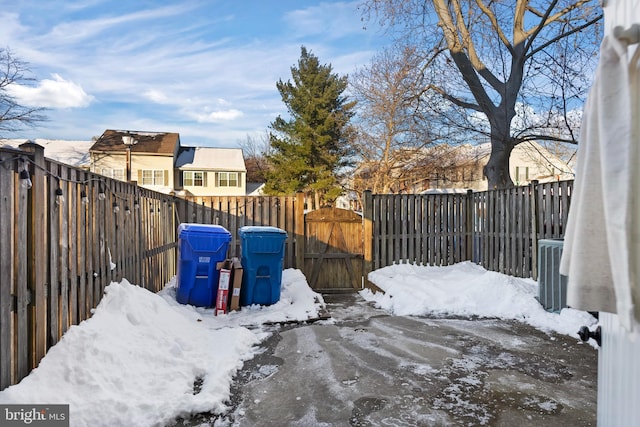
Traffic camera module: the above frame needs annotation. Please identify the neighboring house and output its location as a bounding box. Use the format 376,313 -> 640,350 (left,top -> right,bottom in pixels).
352,141 -> 574,194
509,141 -> 575,186
174,146 -> 246,197
90,130 -> 180,190
421,141 -> 574,192
89,130 -> 247,197
0,138 -> 93,168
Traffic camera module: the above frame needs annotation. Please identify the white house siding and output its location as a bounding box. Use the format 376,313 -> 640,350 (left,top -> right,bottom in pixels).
598,313 -> 640,426
91,152 -> 127,178
176,147 -> 247,196
92,152 -> 175,187
133,155 -> 175,188
596,1 -> 640,426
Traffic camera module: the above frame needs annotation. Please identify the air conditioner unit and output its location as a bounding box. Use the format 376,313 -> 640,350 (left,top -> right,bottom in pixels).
537,239 -> 567,312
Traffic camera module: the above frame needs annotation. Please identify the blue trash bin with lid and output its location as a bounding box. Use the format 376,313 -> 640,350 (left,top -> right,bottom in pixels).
239,226 -> 287,306
176,223 -> 231,307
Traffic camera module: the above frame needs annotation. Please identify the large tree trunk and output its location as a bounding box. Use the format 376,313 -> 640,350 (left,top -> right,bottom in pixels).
484,137 -> 514,189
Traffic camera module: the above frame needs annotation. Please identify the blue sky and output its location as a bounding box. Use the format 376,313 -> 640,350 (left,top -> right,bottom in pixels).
2,0 -> 388,147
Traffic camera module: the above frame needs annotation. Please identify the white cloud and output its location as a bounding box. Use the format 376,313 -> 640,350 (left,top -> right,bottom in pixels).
143,89 -> 170,104
191,109 -> 244,123
48,3 -> 197,44
8,74 -> 94,108
0,12 -> 27,40
0,2 -> 385,145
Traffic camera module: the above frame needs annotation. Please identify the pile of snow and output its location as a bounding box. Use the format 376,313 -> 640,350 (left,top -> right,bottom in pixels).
0,262 -> 597,425
362,261 -> 596,338
0,269 -> 324,426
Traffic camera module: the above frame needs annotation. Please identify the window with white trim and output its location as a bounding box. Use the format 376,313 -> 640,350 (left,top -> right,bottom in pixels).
141,169 -> 165,185
183,171 -> 205,187
217,172 -> 239,187
101,168 -> 125,181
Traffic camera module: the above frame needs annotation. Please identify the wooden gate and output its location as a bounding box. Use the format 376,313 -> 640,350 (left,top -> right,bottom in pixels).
304,207 -> 363,291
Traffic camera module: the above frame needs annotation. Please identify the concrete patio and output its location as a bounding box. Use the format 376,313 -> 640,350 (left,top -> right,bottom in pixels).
177,292 -> 597,426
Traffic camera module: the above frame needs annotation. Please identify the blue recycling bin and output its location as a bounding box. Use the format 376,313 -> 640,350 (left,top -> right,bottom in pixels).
239,226 -> 287,306
176,223 -> 231,307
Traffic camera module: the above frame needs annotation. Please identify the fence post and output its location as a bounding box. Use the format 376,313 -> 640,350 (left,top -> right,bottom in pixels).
465,189 -> 474,261
137,190 -> 146,289
530,180 -> 539,281
19,142 -> 47,370
363,190 -> 373,289
295,192 -> 305,270
0,152 -> 14,389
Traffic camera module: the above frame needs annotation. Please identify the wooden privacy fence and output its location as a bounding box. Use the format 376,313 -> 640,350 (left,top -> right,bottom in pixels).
0,143 -> 177,390
0,142 -> 573,390
363,180 -> 572,279
0,144 -> 305,390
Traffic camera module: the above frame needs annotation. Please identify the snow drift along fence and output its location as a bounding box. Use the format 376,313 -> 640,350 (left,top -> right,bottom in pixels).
0,143 -> 177,390
0,143 -> 303,390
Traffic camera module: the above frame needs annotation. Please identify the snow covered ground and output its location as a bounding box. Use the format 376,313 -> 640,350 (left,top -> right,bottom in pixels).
0,262 -> 597,426
362,261 -> 595,338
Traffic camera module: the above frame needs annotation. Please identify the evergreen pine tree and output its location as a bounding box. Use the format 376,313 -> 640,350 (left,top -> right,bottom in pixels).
264,46 -> 355,204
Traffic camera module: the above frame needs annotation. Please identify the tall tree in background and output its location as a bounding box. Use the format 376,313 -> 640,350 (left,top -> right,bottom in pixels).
0,48 -> 46,134
350,45 -> 437,194
264,47 -> 356,204
362,0 -> 602,188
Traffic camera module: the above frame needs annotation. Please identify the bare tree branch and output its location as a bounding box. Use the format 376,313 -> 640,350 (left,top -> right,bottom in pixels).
361,0 -> 601,188
427,84 -> 483,112
435,0 -> 504,96
526,14 -> 603,59
0,48 -> 47,135
476,0 -> 513,51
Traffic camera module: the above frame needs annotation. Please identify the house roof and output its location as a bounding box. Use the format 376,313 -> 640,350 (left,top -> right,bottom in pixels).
175,147 -> 246,172
246,182 -> 265,195
90,130 -> 180,154
0,138 -> 93,167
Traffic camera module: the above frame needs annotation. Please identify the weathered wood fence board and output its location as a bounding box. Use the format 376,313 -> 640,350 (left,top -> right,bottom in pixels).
366,180 -> 572,279
476,186 -> 533,278
304,207 -> 364,291
0,155 -> 14,389
370,192 -> 472,269
177,195 -> 300,270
